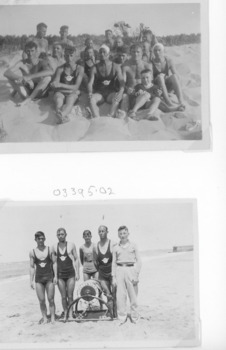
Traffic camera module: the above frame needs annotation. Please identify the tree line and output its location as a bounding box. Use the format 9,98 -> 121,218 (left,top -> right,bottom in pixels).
0,33 -> 201,54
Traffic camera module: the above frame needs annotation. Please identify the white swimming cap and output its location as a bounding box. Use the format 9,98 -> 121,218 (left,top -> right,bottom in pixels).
100,44 -> 110,54
153,43 -> 164,52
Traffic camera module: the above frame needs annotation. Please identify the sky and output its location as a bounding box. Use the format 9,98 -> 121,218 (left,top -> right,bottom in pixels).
0,200 -> 196,262
0,3 -> 200,37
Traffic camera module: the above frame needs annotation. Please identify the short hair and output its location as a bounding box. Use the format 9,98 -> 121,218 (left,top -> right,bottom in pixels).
130,43 -> 143,52
37,22 -> 47,29
116,46 -> 129,55
85,37 -> 93,45
25,41 -> 38,51
64,45 -> 76,54
35,231 -> 45,239
105,29 -> 112,34
57,227 -> 66,235
143,29 -> 153,36
53,41 -> 65,48
118,225 -> 128,232
141,68 -> 153,75
83,230 -> 92,237
98,225 -> 108,232
60,25 -> 69,31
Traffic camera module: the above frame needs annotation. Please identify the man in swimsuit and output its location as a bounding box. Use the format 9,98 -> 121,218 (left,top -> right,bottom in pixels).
4,41 -> 54,106
152,43 -> 185,109
29,231 -> 57,324
59,25 -> 74,46
87,44 -> 125,118
80,37 -> 99,61
52,227 -> 80,321
50,45 -> 84,123
22,22 -> 49,60
48,41 -> 65,73
79,230 -> 98,281
96,225 -> 117,317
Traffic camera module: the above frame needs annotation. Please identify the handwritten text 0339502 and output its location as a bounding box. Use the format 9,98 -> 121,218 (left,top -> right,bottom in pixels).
53,186 -> 115,198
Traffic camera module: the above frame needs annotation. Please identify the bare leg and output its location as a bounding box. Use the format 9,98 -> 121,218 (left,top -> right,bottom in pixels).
7,79 -> 28,99
19,77 -> 51,106
120,93 -> 129,113
60,93 -> 79,122
53,92 -> 65,114
145,97 -> 161,119
159,100 -> 185,112
57,279 -> 68,319
46,281 -> 55,324
66,277 -> 75,320
89,93 -> 104,118
107,92 -> 122,118
166,74 -> 185,105
35,282 -> 48,324
156,74 -> 175,107
130,93 -> 150,114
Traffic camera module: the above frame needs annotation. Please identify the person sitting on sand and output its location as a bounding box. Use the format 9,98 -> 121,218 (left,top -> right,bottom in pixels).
59,25 -> 74,46
113,46 -> 129,65
129,69 -> 187,120
112,226 -> 142,324
87,44 -> 125,118
152,43 -> 185,109
48,41 -> 65,73
80,37 -> 99,61
52,228 -> 80,321
79,230 -> 98,281
29,231 -> 57,324
50,45 -> 84,124
112,36 -> 124,56
4,41 -> 54,105
22,22 -> 49,60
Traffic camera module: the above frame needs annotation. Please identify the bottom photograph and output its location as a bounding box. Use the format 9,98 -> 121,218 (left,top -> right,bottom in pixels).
0,199 -> 200,349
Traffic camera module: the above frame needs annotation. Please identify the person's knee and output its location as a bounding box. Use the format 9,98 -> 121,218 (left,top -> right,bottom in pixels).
156,74 -> 165,84
48,297 -> 55,307
39,299 -> 46,308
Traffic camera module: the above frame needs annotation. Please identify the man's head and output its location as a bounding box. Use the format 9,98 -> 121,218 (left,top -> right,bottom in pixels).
98,225 -> 108,240
99,44 -> 110,61
118,225 -> 129,241
36,23 -> 47,38
153,43 -> 164,59
83,230 -> 92,243
115,36 -> 124,48
64,45 -> 76,63
35,231 -> 46,244
130,43 -> 143,61
143,29 -> 153,43
25,41 -> 38,59
105,29 -> 113,40
52,41 -> 65,58
85,37 -> 94,49
60,25 -> 69,39
116,46 -> 129,64
57,227 -> 67,242
141,68 -> 153,86
84,47 -> 95,60
142,41 -> 151,54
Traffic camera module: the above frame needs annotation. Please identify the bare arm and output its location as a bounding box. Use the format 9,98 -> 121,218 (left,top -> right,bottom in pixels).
115,64 -> 125,99
79,246 -> 84,265
50,246 -> 58,284
168,57 -> 178,76
111,247 -> 117,285
4,61 -> 24,81
71,243 -> 80,280
87,66 -> 96,94
29,251 -> 35,289
134,244 -> 142,274
25,61 -> 54,81
122,65 -> 136,90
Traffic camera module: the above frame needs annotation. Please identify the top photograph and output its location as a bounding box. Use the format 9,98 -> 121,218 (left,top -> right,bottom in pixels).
0,0 -> 210,152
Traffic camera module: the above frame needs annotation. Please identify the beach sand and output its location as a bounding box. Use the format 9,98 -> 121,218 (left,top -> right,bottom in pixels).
0,251 -> 199,348
0,44 -> 202,143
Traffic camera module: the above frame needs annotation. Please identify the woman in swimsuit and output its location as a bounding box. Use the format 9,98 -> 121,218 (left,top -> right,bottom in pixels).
50,45 -> 84,123
152,43 -> 185,110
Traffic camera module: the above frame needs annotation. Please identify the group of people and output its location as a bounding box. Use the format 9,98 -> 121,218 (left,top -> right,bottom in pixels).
30,225 -> 142,325
4,22 -> 186,124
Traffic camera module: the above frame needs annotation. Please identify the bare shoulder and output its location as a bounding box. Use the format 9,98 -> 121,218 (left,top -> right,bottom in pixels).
68,241 -> 76,251
29,249 -> 34,258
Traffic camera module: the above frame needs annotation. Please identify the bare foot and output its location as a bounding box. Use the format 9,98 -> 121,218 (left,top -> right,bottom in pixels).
17,98 -> 32,107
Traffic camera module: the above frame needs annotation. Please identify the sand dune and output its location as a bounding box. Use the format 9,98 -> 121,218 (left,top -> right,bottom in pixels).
0,44 -> 202,144
0,252 -> 199,347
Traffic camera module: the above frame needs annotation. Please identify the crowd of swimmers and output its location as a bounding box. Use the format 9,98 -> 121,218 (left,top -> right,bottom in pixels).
30,225 -> 142,325
4,22 -> 186,124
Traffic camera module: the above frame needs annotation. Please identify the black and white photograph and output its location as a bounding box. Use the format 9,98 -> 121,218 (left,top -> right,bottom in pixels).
0,199 -> 199,348
0,0 -> 209,152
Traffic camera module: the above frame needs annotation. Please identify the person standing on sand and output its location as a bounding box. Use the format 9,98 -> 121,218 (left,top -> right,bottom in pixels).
29,231 -> 57,324
22,22 -> 49,60
96,225 -> 117,318
79,230 -> 98,281
59,25 -> 74,46
152,43 -> 185,109
112,225 -> 142,324
52,227 -> 80,321
50,45 -> 84,124
87,44 -> 125,118
4,41 -> 54,105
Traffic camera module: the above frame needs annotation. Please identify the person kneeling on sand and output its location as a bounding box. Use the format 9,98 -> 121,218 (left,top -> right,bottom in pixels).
50,45 -> 84,124
87,44 -> 125,118
152,43 -> 185,110
112,226 -> 142,325
4,41 -> 54,106
29,231 -> 57,324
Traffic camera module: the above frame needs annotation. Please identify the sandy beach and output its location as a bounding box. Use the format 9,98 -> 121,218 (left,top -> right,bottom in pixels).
0,44 -> 202,143
0,251 -> 199,348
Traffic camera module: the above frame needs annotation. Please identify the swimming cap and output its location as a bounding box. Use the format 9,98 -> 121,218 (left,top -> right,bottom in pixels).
100,44 -> 110,54
153,43 -> 164,51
